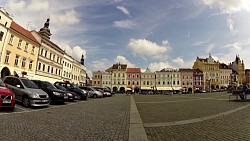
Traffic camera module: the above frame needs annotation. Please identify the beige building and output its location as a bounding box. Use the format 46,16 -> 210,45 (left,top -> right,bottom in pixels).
193,54 -> 220,91
155,68 -> 181,92
31,19 -> 64,83
71,60 -> 82,85
62,53 -> 73,82
179,68 -> 194,93
229,55 -> 245,86
106,63 -> 127,93
219,63 -> 232,89
0,7 -> 13,63
79,65 -> 87,86
92,71 -> 102,87
141,68 -> 155,92
101,72 -> 111,89
0,21 -> 40,79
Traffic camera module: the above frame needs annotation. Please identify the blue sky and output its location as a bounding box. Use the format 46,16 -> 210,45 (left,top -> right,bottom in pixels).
1,0 -> 250,76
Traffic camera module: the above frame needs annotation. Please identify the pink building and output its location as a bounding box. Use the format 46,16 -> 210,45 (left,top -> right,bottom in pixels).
126,68 -> 141,93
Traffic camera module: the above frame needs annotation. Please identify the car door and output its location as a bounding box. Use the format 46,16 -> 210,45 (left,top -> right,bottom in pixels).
14,78 -> 25,101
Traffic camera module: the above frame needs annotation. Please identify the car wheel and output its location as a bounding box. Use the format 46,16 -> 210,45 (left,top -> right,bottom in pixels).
93,94 -> 97,98
22,96 -> 30,107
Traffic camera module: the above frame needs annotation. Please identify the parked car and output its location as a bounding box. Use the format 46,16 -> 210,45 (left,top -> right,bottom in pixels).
54,82 -> 88,100
3,76 -> 49,107
54,85 -> 76,101
93,87 -> 112,97
32,80 -> 68,104
79,86 -> 103,98
0,79 -> 15,110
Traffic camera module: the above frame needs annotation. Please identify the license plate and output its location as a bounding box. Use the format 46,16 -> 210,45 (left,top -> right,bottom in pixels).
41,100 -> 47,102
2,100 -> 11,103
64,96 -> 68,99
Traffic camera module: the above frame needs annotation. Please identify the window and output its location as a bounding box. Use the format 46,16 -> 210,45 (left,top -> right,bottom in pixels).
24,43 -> 29,52
14,55 -> 19,66
4,51 -> 10,63
32,46 -> 35,54
51,67 -> 54,74
21,57 -> 26,68
38,62 -> 41,70
57,57 -> 59,63
44,50 -> 47,57
56,69 -> 58,75
128,81 -> 130,85
40,48 -> 43,55
17,39 -> 22,49
42,64 -> 45,71
29,60 -> 33,70
9,35 -> 14,44
47,66 -> 50,72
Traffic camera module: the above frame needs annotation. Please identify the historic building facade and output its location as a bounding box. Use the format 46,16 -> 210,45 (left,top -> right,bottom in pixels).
31,19 -> 64,83
62,53 -> 73,82
179,68 -> 194,93
101,72 -> 111,90
106,63 -> 127,93
92,71 -> 102,87
193,69 -> 204,91
126,68 -> 141,93
1,21 -> 40,79
219,63 -> 232,89
245,69 -> 250,87
71,60 -> 82,85
141,68 -> 155,92
155,68 -> 181,92
229,55 -> 245,86
0,7 -> 13,66
193,54 -> 220,91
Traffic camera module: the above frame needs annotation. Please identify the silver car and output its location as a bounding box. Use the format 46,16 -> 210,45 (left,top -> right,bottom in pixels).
4,76 -> 49,107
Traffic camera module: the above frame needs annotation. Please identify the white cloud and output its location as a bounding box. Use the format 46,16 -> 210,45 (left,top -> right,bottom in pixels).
54,40 -> 86,61
116,6 -> 130,16
192,40 -> 209,46
148,62 -> 172,72
128,39 -> 171,58
172,57 -> 185,66
201,0 -> 250,13
226,16 -> 238,33
114,55 -> 136,67
113,20 -> 136,29
51,9 -> 80,27
90,59 -> 112,72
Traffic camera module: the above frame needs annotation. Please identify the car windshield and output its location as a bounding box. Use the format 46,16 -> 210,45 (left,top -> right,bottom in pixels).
21,79 -> 38,89
0,79 -> 5,87
44,81 -> 57,89
56,85 -> 67,91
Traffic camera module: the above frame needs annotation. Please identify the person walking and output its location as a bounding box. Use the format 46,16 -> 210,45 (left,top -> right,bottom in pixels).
240,83 -> 248,101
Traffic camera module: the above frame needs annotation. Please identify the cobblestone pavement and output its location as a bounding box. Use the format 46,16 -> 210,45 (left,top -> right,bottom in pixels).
0,95 -> 130,141
134,92 -> 250,141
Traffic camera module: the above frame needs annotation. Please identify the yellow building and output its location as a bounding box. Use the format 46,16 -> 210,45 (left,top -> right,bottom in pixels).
92,71 -> 102,87
0,21 -> 40,79
192,54 -> 220,91
229,55 -> 245,86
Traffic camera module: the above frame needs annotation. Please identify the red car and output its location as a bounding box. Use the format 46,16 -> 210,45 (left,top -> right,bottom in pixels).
0,79 -> 15,110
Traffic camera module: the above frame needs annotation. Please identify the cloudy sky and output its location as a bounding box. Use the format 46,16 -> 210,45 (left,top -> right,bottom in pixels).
1,0 -> 250,76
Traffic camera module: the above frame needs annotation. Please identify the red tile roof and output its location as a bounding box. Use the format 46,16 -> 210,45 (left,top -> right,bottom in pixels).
127,68 -> 141,73
10,21 -> 39,44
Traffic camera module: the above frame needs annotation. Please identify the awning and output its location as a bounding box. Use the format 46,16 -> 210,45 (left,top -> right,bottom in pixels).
141,87 -> 152,90
125,88 -> 132,91
156,87 -> 172,90
173,87 -> 182,90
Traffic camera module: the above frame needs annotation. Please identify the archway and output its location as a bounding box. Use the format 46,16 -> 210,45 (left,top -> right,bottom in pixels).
120,87 -> 125,94
134,87 -> 140,93
1,67 -> 10,79
113,87 -> 118,93
211,85 -> 215,89
216,85 -> 219,89
188,87 -> 193,93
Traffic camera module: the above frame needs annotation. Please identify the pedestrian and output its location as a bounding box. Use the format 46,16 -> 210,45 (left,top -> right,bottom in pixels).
240,83 -> 248,101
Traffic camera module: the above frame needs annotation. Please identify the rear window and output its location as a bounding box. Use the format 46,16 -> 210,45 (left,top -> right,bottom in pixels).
21,79 -> 38,89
